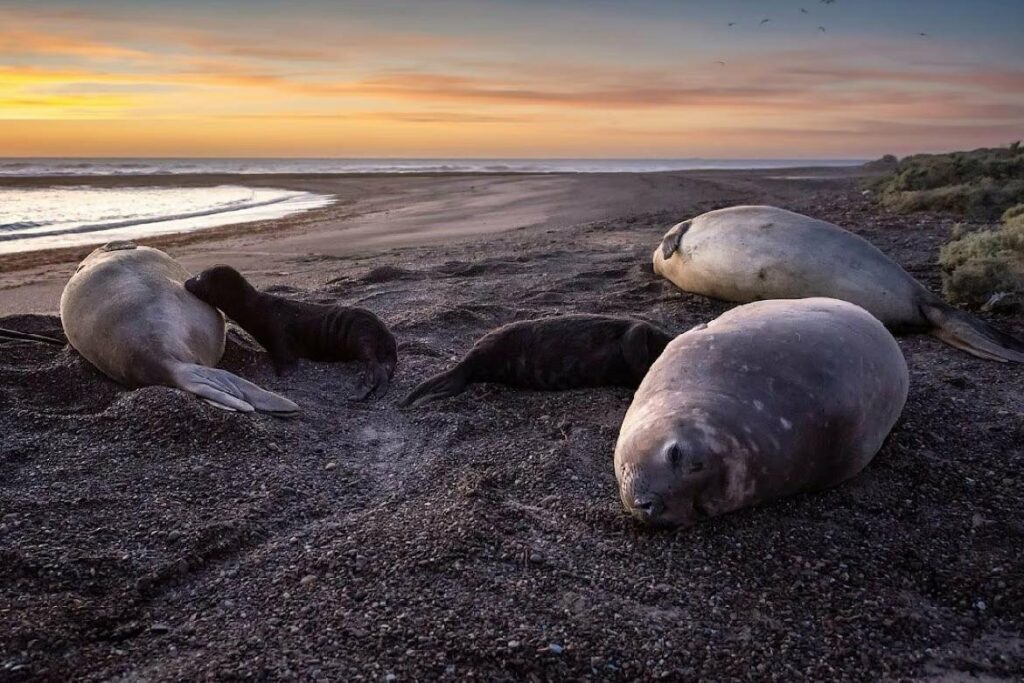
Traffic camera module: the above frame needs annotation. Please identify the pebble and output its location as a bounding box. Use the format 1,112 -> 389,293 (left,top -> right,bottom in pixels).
150,623 -> 170,634
325,462 -> 337,471
548,643 -> 564,654
300,574 -> 317,586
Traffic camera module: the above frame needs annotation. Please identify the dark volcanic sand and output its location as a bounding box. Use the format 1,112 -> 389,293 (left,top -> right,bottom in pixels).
1,173 -> 1022,681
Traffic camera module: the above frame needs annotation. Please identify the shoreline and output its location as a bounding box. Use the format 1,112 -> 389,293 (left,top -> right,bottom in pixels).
0,168 -> 860,314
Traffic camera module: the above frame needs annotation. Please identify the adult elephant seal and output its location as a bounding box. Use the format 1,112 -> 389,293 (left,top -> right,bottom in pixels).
401,314 -> 673,407
615,298 -> 908,528
60,241 -> 298,415
654,205 -> 1024,362
184,265 -> 398,400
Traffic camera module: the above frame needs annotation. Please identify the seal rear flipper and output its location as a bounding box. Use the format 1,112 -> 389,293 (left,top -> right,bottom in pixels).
172,364 -> 300,415
400,366 -> 470,408
921,301 -> 1024,363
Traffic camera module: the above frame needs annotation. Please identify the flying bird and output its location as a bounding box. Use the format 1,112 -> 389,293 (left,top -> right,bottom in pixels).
918,32 -> 929,37
760,18 -> 771,25
716,60 -> 727,66
728,21 -> 737,26
821,0 -> 836,4
800,8 -> 809,13
818,25 -> 827,32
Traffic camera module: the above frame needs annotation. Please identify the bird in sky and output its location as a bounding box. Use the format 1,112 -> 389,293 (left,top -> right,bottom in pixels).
918,32 -> 929,37
727,21 -> 737,26
800,8 -> 809,13
760,18 -> 771,25
821,0 -> 836,4
716,60 -> 727,66
818,25 -> 827,32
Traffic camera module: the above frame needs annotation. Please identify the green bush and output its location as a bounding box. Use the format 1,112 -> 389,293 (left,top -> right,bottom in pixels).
870,144 -> 1024,218
939,203 -> 1024,307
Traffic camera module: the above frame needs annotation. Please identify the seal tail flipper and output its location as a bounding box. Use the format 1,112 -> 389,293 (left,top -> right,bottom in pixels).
0,327 -> 65,346
400,365 -> 469,408
352,362 -> 391,401
921,301 -> 1024,363
171,364 -> 300,415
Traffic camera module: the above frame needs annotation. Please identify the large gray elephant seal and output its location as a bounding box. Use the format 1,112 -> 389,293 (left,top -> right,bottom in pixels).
60,241 -> 298,414
615,298 -> 908,528
654,205 -> 1024,362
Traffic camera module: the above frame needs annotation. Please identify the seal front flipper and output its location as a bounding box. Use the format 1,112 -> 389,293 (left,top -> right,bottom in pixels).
659,219 -> 692,259
400,365 -> 470,408
620,322 -> 674,385
921,301 -> 1024,362
171,364 -> 300,415
352,362 -> 391,401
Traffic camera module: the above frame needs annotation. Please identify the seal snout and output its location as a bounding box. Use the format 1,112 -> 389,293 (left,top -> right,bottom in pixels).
631,495 -> 665,522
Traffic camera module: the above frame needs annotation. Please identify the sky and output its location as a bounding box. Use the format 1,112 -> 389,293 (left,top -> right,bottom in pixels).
1,0 -> 1022,159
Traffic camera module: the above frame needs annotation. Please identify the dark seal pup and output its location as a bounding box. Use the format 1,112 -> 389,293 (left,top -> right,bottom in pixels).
185,265 -> 398,400
401,314 -> 674,408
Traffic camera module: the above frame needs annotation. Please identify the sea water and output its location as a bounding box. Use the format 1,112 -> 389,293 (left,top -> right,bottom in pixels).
0,185 -> 334,255
0,157 -> 862,255
0,157 -> 862,177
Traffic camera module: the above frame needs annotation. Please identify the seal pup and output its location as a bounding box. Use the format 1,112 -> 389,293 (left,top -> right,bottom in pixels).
615,298 -> 908,528
185,265 -> 397,400
401,314 -> 673,408
654,205 -> 1024,362
60,242 -> 298,415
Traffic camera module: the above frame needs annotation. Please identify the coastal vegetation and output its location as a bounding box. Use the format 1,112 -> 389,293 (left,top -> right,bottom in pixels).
939,203 -> 1024,308
867,145 -> 1024,308
867,143 -> 1024,218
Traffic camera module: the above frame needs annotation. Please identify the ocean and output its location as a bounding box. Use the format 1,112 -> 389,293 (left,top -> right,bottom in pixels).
0,157 -> 861,256
0,157 -> 862,177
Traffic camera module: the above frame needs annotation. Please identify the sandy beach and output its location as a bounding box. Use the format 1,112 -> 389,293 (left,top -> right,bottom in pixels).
2,169 -> 1022,680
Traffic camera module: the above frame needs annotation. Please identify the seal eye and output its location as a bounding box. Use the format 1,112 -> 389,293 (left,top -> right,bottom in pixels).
666,443 -> 683,469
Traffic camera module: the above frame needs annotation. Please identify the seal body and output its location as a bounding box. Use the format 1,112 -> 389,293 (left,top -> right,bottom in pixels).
185,265 -> 397,400
60,242 -> 298,414
401,314 -> 674,407
654,205 -> 1024,362
615,298 -> 908,528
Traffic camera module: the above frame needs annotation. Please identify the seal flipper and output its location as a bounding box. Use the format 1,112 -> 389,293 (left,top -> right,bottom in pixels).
621,323 -> 673,386
352,362 -> 391,401
660,219 -> 692,259
921,301 -> 1024,363
171,364 -> 300,415
400,365 -> 470,408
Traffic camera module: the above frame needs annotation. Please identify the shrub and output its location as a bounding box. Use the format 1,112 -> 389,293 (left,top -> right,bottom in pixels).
939,204 -> 1024,307
870,144 -> 1024,218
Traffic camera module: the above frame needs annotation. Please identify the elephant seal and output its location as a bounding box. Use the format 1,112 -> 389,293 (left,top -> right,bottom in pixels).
185,265 -> 397,400
401,314 -> 673,407
60,242 -> 298,414
654,205 -> 1024,362
615,298 -> 908,528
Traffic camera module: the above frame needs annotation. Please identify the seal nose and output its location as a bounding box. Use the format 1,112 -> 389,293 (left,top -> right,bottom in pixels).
632,496 -> 664,521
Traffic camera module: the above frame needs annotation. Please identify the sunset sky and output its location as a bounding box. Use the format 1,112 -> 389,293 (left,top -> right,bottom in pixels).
1,0 -> 1022,158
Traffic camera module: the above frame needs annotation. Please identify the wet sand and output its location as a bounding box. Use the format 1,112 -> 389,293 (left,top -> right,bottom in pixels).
1,169 -> 1021,680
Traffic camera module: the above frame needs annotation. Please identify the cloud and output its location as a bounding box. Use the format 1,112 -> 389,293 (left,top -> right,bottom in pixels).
0,28 -> 152,61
